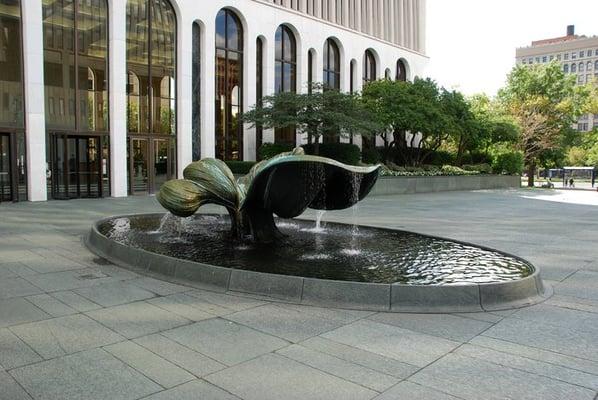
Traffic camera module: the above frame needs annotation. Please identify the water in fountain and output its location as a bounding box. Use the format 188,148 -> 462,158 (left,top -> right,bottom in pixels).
148,213 -> 172,234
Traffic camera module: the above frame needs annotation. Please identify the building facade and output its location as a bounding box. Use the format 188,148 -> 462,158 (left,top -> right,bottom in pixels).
0,0 -> 427,202
515,25 -> 598,133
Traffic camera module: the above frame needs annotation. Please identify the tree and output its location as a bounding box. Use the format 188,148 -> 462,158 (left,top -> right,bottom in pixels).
242,83 -> 379,155
361,77 -> 449,166
498,62 -> 588,186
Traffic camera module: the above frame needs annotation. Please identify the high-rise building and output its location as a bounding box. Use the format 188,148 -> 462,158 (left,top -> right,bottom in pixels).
0,0 -> 428,202
515,25 -> 598,133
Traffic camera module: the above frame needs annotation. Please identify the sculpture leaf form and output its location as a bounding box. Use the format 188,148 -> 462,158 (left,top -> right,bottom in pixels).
157,147 -> 380,242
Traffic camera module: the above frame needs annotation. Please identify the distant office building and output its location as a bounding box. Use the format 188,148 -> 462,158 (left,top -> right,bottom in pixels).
515,25 -> 598,133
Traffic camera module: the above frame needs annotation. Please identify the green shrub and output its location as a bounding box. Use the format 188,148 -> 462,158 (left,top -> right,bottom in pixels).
440,165 -> 479,175
224,161 -> 256,175
258,143 -> 294,160
462,151 -> 492,165
492,151 -> 524,175
427,150 -> 456,166
380,164 -> 480,177
361,147 -> 381,164
302,143 -> 361,165
462,163 -> 492,174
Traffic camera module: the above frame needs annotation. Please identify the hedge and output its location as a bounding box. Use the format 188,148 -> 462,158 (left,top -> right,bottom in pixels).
224,161 -> 256,175
303,143 -> 361,165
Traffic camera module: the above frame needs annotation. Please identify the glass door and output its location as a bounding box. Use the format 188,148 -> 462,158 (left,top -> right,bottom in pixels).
129,138 -> 149,194
154,139 -> 169,191
51,134 -> 102,199
0,134 -> 12,202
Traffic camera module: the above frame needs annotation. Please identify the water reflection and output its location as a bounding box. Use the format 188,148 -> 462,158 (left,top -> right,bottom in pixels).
100,214 -> 534,285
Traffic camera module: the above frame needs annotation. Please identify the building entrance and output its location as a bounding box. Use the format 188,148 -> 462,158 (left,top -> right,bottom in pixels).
50,134 -> 103,199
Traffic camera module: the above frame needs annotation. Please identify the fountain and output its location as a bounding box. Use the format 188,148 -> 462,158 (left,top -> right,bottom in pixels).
86,147 -> 549,312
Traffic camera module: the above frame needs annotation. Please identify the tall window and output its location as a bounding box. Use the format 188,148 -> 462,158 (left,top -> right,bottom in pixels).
44,0 -> 108,131
307,49 -> 314,94
396,59 -> 407,81
564,64 -> 569,73
0,0 -> 27,202
192,22 -> 201,161
274,25 -> 297,145
126,0 -> 176,194
44,0 -> 110,199
323,38 -> 340,90
0,1 -> 24,129
215,9 -> 243,160
571,63 -> 577,73
362,49 -> 376,84
256,37 -> 264,158
126,0 -> 176,136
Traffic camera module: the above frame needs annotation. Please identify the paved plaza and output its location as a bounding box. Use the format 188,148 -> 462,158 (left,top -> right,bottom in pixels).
1,189 -> 598,400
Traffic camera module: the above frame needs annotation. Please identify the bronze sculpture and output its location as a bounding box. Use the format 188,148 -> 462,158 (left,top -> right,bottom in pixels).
157,147 -> 380,242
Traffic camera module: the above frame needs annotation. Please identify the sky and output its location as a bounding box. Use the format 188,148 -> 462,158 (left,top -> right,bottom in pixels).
426,0 -> 598,97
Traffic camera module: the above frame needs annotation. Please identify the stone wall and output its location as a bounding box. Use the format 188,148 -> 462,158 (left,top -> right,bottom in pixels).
369,175 -> 521,196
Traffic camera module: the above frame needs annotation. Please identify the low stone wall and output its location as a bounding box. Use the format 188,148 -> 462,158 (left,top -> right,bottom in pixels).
370,175 -> 521,196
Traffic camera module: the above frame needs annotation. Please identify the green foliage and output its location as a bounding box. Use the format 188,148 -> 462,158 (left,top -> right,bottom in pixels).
462,163 -> 492,174
258,143 -> 294,160
440,165 -> 479,175
565,146 -> 589,166
426,149 -> 456,166
361,147 -> 381,164
302,143 -> 361,165
224,161 -> 257,175
380,164 -> 481,177
498,61 -> 588,184
243,83 -> 380,148
492,151 -> 524,175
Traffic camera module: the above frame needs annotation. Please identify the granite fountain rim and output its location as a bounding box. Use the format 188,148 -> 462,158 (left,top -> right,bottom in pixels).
85,212 -> 552,314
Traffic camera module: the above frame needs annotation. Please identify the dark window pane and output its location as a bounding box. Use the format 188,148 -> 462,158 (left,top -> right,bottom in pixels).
0,1 -> 25,128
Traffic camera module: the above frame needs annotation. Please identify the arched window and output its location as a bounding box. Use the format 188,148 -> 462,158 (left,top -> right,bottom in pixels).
275,25 -> 297,94
44,0 -> 109,199
571,63 -> 577,73
256,36 -> 264,158
126,0 -> 177,194
363,49 -> 376,84
563,64 -> 569,73
587,61 -> 593,71
274,25 -> 297,145
215,9 -> 243,160
192,22 -> 201,161
307,49 -> 315,94
0,0 -> 26,201
323,38 -> 340,90
396,59 -> 407,81
579,62 -> 584,72
595,60 -> 598,71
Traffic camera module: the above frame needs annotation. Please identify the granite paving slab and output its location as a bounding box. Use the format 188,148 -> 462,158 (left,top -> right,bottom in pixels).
10,348 -> 161,400
163,318 -> 288,366
205,353 -> 377,400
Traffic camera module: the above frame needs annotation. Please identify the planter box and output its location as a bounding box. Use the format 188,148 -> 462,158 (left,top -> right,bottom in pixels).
370,175 -> 521,196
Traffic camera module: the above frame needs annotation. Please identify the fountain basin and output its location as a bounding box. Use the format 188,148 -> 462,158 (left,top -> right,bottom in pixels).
85,213 -> 550,313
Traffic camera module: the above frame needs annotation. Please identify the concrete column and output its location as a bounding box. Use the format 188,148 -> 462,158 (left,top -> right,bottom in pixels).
388,0 -> 395,42
106,0 -> 127,196
262,34 -> 275,144
21,0 -> 47,201
244,27 -> 257,160
418,0 -> 426,53
341,0 -> 349,26
355,0 -> 362,32
406,0 -> 413,49
367,0 -> 374,36
177,16 -> 192,174
299,0 -> 307,12
200,17 -> 215,158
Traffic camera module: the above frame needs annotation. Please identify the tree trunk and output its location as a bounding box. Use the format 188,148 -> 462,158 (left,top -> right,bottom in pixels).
313,138 -> 320,155
527,163 -> 535,187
